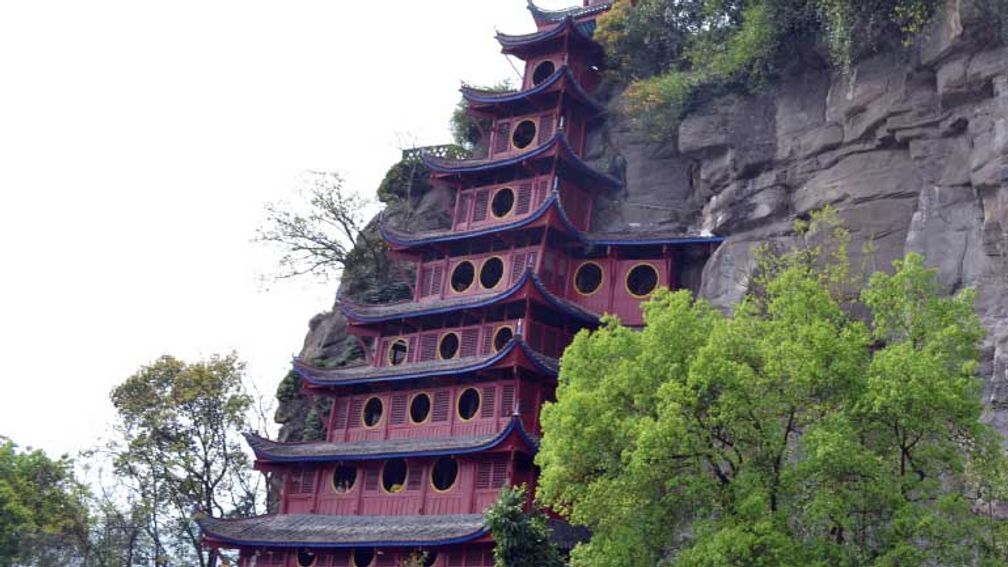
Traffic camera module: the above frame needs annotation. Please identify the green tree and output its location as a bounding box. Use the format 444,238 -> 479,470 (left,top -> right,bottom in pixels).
485,485 -> 564,567
0,438 -> 89,566
536,212 -> 1007,566
108,353 -> 261,567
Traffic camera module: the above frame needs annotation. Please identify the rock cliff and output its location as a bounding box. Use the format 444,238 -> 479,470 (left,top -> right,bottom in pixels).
279,0 -> 1008,441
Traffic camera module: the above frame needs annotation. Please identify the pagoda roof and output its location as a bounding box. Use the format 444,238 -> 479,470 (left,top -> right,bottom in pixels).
461,65 -> 602,112
295,335 -> 559,387
338,269 -> 599,325
527,0 -> 613,26
496,16 -> 602,57
381,189 -> 725,250
422,132 -> 622,190
244,416 -> 538,464
199,513 -> 487,549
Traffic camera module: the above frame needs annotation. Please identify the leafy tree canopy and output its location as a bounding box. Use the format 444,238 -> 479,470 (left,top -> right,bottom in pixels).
485,485 -> 565,567
536,211 -> 1008,566
0,439 -> 89,566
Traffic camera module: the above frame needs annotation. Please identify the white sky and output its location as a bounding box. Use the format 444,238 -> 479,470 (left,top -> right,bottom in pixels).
0,0 -> 575,457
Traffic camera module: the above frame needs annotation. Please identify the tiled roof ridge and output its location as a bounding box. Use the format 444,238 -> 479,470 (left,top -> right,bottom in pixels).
242,415 -> 540,463
459,66 -> 603,111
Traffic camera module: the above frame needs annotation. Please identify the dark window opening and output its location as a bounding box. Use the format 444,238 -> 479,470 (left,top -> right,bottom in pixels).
422,552 -> 438,567
352,548 -> 375,567
439,333 -> 460,359
382,459 -> 407,493
574,262 -> 603,295
490,187 -> 515,218
431,457 -> 459,491
362,397 -> 383,427
332,465 -> 356,493
297,549 -> 316,567
409,393 -> 431,424
511,120 -> 537,149
388,339 -> 408,366
458,388 -> 480,421
493,326 -> 513,352
532,60 -> 556,85
626,264 -> 659,297
450,261 -> 475,292
479,257 -> 505,289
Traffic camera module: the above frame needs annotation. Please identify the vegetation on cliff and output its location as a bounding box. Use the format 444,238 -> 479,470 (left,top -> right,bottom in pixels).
536,212 -> 1008,566
597,0 -> 1006,137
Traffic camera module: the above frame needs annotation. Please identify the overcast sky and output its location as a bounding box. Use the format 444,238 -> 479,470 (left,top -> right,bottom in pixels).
0,0 -> 575,457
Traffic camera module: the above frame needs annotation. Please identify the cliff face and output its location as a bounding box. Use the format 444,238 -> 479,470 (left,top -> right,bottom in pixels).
279,0 -> 1008,440
596,0 -> 1008,435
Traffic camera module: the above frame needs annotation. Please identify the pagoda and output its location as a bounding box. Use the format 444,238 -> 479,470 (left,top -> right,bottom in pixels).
199,2 -> 722,566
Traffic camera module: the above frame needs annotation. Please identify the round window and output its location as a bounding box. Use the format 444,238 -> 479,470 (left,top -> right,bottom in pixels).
511,120 -> 537,149
297,549 -> 316,567
388,339 -> 408,366
439,332 -> 460,359
626,264 -> 659,297
532,60 -> 556,85
332,464 -> 357,493
450,261 -> 475,293
493,326 -> 514,351
491,187 -> 515,218
574,262 -> 603,295
479,257 -> 505,289
430,457 -> 459,491
381,459 -> 407,493
458,388 -> 481,421
362,397 -> 383,428
352,548 -> 375,567
409,393 -> 431,424
423,552 -> 438,567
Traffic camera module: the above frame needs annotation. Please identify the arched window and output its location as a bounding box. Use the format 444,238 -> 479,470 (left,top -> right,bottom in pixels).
490,187 -> 515,218
387,338 -> 408,366
479,257 -> 505,289
532,60 -> 556,85
409,393 -> 431,424
457,388 -> 481,421
381,459 -> 408,493
362,397 -> 383,428
439,332 -> 460,359
626,264 -> 659,298
297,549 -> 316,567
511,120 -> 537,149
332,464 -> 357,494
430,457 -> 459,492
352,548 -> 375,567
450,261 -> 475,293
493,326 -> 514,352
574,262 -> 603,295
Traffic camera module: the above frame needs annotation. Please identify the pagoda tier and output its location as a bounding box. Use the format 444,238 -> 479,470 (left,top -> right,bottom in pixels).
245,416 -> 537,465
461,65 -> 602,116
200,514 -> 493,566
495,16 -> 603,59
422,132 -> 620,190
527,0 -> 613,29
295,334 -> 560,388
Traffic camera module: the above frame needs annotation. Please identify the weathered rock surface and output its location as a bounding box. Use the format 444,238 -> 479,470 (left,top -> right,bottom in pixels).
599,0 -> 1008,435
280,0 -> 1008,442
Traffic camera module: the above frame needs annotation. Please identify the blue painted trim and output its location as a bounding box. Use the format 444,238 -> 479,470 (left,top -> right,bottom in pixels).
200,522 -> 490,549
296,336 -> 561,387
338,269 -> 598,325
247,416 -> 538,464
496,16 -> 587,49
527,0 -> 612,24
381,193 -> 562,247
462,67 -> 601,111
422,133 -> 623,190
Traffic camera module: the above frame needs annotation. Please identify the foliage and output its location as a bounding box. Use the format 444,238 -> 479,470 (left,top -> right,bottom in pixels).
0,439 -> 89,566
451,80 -> 513,154
108,353 -> 262,567
484,485 -> 564,567
536,211 -> 1007,566
257,170 -> 378,281
275,370 -> 301,403
377,158 -> 433,205
600,0 -> 949,138
301,407 -> 325,442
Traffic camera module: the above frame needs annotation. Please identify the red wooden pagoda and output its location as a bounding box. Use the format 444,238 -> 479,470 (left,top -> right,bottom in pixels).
199,2 -> 722,565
